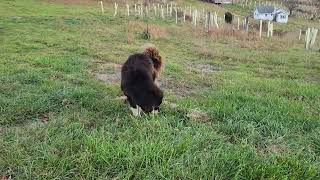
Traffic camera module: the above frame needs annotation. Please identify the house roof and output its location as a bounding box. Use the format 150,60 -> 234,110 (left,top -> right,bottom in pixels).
255,6 -> 275,14
212,0 -> 232,2
275,8 -> 289,15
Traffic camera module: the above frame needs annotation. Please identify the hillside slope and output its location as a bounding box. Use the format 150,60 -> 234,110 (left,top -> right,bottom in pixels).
0,0 -> 319,179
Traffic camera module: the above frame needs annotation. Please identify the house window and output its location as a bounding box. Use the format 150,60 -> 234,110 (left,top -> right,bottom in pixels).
265,14 -> 268,17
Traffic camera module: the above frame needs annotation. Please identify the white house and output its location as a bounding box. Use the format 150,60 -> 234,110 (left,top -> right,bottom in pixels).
253,6 -> 289,23
211,0 -> 232,4
253,6 -> 275,21
275,10 -> 289,23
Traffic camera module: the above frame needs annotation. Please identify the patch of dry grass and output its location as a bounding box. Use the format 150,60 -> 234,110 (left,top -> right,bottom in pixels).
127,21 -> 168,40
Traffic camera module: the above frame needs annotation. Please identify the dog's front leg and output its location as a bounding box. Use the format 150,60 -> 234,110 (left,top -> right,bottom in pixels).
130,106 -> 141,117
152,109 -> 159,116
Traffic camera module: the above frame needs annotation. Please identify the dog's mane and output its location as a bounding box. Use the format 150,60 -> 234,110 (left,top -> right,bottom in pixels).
143,46 -> 163,78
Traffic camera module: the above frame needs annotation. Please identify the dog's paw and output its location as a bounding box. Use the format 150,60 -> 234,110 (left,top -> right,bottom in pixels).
130,106 -> 141,117
118,96 -> 127,100
152,109 -> 159,115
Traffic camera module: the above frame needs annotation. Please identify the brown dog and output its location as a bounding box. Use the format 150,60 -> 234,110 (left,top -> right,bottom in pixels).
121,45 -> 164,116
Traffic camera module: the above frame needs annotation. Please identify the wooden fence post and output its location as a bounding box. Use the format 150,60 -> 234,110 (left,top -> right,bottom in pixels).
100,1 -> 104,14
299,29 -> 301,40
126,4 -> 130,16
310,28 -> 318,47
138,4 -> 141,17
208,12 -> 211,29
161,5 -> 164,18
267,21 -> 270,37
175,7 -> 178,24
114,3 -> 118,17
202,8 -> 205,21
154,4 -> 157,16
140,5 -> 143,17
192,10 -> 194,25
205,13 -> 208,30
146,5 -> 149,17
210,13 -> 214,28
194,10 -> 197,27
214,12 -> 219,28
134,4 -> 137,15
259,20 -> 262,37
305,28 -> 311,50
246,21 -> 249,32
267,21 -> 273,37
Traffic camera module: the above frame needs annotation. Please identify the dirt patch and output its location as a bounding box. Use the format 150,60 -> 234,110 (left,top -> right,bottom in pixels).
1,176 -> 8,180
280,90 -> 306,102
157,77 -> 194,96
92,60 -> 122,71
163,101 -> 212,124
90,60 -> 211,96
164,101 -> 178,109
62,98 -> 73,107
259,144 -> 291,155
91,61 -> 122,84
187,109 -> 211,123
256,143 -> 291,156
46,0 -> 95,5
95,73 -> 120,83
266,144 -> 290,154
158,74 -> 213,96
188,62 -> 222,74
91,61 -> 198,95
39,112 -> 55,123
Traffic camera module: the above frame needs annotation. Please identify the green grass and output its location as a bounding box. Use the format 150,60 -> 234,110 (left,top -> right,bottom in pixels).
0,0 -> 319,179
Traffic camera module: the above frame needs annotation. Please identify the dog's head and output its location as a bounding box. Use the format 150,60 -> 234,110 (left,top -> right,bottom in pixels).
139,87 -> 163,113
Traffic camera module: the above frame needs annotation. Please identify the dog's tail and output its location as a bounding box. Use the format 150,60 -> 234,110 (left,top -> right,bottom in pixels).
143,45 -> 163,77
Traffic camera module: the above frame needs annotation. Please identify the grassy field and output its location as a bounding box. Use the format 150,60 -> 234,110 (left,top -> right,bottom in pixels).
0,0 -> 319,179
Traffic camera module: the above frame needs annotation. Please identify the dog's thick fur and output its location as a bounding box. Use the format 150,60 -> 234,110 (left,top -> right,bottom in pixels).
121,46 -> 163,114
